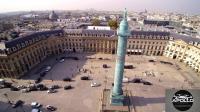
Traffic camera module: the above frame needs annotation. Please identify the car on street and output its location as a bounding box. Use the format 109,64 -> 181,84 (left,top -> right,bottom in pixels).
64,85 -> 72,90
102,64 -> 108,68
35,78 -> 42,84
132,78 -> 143,83
40,72 -> 47,77
12,100 -> 24,108
63,77 -> 71,82
50,85 -> 60,89
123,77 -> 129,83
59,59 -> 65,63
81,76 -> 90,80
31,102 -> 42,108
10,86 -> 19,91
21,88 -> 30,93
46,105 -> 57,111
47,89 -> 57,93
143,81 -> 152,85
32,108 -> 42,112
45,66 -> 51,72
124,65 -> 134,69
91,81 -> 101,87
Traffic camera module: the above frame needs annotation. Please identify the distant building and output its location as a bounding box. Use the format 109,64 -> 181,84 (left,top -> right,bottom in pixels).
49,11 -> 58,21
144,19 -> 170,26
87,26 -> 111,30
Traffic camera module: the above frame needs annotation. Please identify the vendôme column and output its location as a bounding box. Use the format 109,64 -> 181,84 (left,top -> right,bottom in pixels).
111,8 -> 130,106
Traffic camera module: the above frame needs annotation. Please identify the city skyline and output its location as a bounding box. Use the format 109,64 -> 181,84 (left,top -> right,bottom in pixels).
0,0 -> 200,15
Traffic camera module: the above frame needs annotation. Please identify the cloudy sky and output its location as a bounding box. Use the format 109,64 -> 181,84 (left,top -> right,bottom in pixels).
0,0 -> 199,14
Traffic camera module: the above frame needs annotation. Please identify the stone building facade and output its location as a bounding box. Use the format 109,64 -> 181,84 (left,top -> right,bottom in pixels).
1,29 -> 199,78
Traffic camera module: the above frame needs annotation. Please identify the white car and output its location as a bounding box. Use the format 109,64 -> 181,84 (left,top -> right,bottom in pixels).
47,89 -> 57,93
32,109 -> 42,112
45,66 -> 51,72
123,77 -> 129,83
91,82 -> 101,87
59,59 -> 65,63
31,102 -> 41,108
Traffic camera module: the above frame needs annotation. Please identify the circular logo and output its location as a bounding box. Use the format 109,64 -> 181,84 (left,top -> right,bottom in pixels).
172,90 -> 194,111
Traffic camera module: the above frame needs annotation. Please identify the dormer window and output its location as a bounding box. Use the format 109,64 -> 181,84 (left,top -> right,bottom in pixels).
21,43 -> 25,47
12,47 -> 16,51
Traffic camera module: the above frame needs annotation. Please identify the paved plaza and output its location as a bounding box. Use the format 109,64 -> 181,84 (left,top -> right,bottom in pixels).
0,53 -> 200,112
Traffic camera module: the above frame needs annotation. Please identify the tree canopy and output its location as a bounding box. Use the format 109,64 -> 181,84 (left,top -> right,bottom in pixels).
108,19 -> 119,30
91,19 -> 100,26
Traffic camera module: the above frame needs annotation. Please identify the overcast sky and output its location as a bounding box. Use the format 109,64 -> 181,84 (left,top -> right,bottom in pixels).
0,0 -> 199,15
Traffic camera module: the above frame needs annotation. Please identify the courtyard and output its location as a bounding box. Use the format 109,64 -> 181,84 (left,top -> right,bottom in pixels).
0,53 -> 200,112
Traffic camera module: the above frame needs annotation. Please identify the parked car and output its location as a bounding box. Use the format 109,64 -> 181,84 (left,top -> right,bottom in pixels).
12,100 -> 24,108
45,66 -> 51,72
47,89 -> 57,93
98,57 -> 103,60
91,82 -> 101,87
4,82 -> 12,88
0,85 -> 4,89
21,88 -> 30,93
124,65 -> 134,69
81,76 -> 90,80
31,102 -> 41,108
35,78 -> 42,84
36,84 -> 48,91
143,81 -> 152,85
132,78 -> 142,83
0,79 -> 5,85
46,105 -> 57,111
102,64 -> 108,68
123,77 -> 129,83
148,60 -> 156,62
10,86 -> 19,91
50,85 -> 60,89
32,108 -> 42,112
59,59 -> 65,63
40,72 -> 46,77
64,85 -> 72,90
28,84 -> 38,91
63,77 -> 71,82
17,85 -> 26,89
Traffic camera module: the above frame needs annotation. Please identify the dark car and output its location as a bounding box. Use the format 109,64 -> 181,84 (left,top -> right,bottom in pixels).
148,60 -> 155,62
132,78 -> 142,83
50,85 -> 60,89
29,85 -> 38,91
103,64 -> 108,68
4,82 -> 12,88
124,65 -> 134,69
12,100 -> 24,108
40,72 -> 46,77
35,78 -> 42,84
81,76 -> 89,80
46,105 -> 57,111
10,86 -> 19,91
64,85 -> 72,90
73,57 -> 79,60
143,81 -> 152,85
63,77 -> 71,82
36,84 -> 48,91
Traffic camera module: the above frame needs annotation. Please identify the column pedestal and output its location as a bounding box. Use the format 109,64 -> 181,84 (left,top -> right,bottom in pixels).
110,94 -> 124,106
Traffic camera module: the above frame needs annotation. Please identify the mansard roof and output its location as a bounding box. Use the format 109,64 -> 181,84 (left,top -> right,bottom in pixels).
130,30 -> 170,36
5,30 -> 64,48
171,33 -> 200,44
